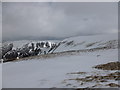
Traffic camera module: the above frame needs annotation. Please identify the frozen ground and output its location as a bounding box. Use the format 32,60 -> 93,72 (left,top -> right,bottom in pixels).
2,34 -> 118,88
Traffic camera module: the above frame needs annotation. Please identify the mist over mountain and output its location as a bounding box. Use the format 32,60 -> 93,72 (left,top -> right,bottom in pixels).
2,36 -> 64,42
2,2 -> 118,41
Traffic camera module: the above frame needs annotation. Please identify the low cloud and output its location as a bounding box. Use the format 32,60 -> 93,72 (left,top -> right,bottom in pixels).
2,2 -> 118,41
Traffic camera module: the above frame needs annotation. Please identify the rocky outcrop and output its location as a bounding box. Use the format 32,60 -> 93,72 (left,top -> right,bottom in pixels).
2,41 -> 57,62
1,43 -> 13,59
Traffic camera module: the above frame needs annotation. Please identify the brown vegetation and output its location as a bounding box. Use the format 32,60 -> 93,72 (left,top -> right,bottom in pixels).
94,62 -> 120,70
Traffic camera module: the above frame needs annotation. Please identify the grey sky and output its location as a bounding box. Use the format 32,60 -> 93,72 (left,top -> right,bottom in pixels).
2,2 -> 118,41
0,2 -> 2,43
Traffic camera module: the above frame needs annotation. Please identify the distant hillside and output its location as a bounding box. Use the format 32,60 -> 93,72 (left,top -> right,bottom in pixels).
54,33 -> 118,52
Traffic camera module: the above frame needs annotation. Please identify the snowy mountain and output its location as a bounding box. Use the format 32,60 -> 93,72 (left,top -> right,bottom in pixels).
2,33 -> 119,88
2,41 -> 58,61
55,33 -> 118,52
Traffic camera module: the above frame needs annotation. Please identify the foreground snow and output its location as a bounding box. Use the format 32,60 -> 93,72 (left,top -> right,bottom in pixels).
3,49 -> 118,88
0,64 -> 2,89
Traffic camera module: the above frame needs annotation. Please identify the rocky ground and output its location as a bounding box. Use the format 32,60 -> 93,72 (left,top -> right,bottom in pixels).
94,61 -> 120,70
63,61 -> 120,88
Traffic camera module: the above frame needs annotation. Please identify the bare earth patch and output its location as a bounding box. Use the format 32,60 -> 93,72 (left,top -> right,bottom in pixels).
64,61 -> 120,88
68,71 -> 120,82
105,83 -> 120,87
93,61 -> 120,70
67,72 -> 87,75
76,87 -> 119,90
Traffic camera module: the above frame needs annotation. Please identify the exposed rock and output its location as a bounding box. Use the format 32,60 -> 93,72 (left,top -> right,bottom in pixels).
67,72 -> 87,75
2,43 -> 13,58
105,83 -> 120,87
2,41 -> 57,62
93,61 -> 120,70
86,42 -> 98,47
68,71 -> 120,83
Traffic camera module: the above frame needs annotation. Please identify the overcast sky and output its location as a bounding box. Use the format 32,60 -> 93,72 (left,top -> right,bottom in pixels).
2,2 -> 118,41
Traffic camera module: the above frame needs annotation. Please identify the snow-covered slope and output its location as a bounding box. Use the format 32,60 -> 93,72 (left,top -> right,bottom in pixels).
2,33 -> 118,88
3,49 -> 118,88
0,64 -> 2,89
55,33 -> 118,52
